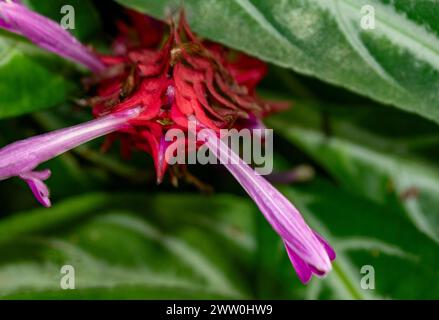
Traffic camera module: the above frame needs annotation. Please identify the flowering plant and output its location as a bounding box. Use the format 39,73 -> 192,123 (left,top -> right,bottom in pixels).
0,0 -> 438,299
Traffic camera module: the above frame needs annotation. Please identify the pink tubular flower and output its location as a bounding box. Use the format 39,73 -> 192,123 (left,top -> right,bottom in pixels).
0,108 -> 141,207
0,0 -> 104,72
198,127 -> 335,283
0,5 -> 335,283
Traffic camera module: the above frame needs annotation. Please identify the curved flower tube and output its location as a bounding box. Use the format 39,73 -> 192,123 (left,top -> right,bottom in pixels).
0,0 -> 105,72
0,107 -> 141,207
198,127 -> 335,283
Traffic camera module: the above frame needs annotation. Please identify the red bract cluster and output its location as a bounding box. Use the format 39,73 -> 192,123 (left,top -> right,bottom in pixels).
90,11 -> 273,182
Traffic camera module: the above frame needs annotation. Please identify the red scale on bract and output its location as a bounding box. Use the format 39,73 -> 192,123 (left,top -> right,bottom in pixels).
90,10 -> 276,183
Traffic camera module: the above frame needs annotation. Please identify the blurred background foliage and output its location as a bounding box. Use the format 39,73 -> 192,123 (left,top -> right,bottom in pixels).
0,0 -> 438,299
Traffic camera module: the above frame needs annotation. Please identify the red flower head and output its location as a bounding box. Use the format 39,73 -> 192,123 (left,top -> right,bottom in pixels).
90,11 -> 273,183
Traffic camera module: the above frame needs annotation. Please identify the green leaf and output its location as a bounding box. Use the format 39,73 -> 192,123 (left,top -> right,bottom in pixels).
0,193 -> 256,299
0,34 -> 76,118
2,188 -> 436,299
258,180 -> 439,299
0,0 -> 100,119
268,100 -> 439,245
116,0 -> 439,123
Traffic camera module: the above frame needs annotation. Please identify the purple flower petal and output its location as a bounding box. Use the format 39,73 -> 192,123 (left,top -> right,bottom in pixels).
199,127 -> 334,282
284,241 -> 312,284
0,1 -> 104,72
19,169 -> 51,207
313,231 -> 336,261
0,107 -> 141,206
